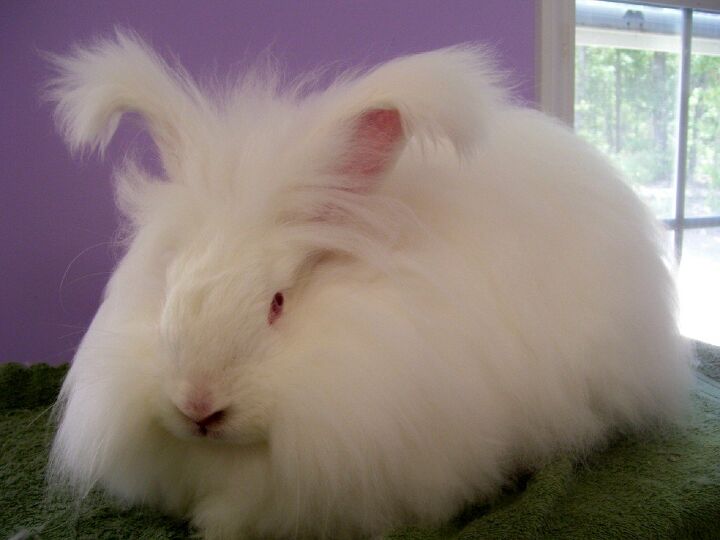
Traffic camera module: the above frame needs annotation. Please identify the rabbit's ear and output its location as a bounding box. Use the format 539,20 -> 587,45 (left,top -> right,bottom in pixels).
281,46 -> 503,226
337,46 -> 501,162
306,46 -> 503,195
331,107 -> 405,191
45,30 -> 202,173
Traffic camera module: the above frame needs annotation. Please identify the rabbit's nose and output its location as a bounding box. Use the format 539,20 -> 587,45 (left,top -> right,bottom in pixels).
176,398 -> 227,434
193,409 -> 226,434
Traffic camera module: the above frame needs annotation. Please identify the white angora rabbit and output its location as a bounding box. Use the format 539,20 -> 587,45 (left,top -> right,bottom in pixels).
47,31 -> 692,539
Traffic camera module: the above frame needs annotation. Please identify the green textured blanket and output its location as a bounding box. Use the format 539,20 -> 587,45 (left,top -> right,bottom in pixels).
2,344 -> 720,539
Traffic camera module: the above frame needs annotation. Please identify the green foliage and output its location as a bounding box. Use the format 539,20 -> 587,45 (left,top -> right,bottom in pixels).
689,54 -> 720,192
575,45 -> 720,216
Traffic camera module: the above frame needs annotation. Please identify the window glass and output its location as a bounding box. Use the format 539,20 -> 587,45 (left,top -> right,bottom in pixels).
575,0 -> 682,219
686,10 -> 720,217
576,1 -> 720,345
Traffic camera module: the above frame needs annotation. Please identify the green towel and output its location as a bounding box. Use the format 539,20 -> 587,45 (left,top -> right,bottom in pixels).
2,344 -> 720,539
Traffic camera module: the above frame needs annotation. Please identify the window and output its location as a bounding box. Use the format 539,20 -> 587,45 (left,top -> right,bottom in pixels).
576,0 -> 720,346
538,1 -> 720,345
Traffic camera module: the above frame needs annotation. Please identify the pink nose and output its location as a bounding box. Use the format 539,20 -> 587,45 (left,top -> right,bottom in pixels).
177,398 -> 226,434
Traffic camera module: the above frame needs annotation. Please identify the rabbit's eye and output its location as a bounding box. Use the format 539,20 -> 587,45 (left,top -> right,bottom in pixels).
268,292 -> 284,325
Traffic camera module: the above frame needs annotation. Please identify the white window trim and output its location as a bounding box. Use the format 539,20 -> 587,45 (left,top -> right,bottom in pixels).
536,0 -> 576,126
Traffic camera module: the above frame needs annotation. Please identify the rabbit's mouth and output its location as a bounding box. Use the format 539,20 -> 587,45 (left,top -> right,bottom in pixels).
191,424 -> 227,441
173,411 -> 231,443
160,404 -> 269,447
156,403 -> 229,443
182,407 -> 227,437
161,417 -> 232,445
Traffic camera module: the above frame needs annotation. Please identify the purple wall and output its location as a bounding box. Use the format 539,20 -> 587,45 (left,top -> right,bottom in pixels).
1,1 -> 536,365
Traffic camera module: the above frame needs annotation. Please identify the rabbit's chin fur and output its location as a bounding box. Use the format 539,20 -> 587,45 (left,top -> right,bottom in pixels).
47,31 -> 692,539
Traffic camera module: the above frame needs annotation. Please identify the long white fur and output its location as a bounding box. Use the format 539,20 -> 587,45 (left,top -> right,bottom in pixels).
48,31 -> 692,539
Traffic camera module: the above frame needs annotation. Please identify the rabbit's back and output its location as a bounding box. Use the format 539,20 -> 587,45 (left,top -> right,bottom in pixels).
382,105 -> 689,440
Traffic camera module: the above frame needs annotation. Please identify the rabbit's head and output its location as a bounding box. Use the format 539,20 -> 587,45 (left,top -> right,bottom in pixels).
47,32 -> 502,486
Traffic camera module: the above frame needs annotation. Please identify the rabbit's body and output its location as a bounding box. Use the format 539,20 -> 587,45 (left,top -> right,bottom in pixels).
48,33 -> 691,539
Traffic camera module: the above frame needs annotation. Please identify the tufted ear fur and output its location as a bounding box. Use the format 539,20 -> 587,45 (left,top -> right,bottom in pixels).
325,45 -> 502,165
285,46 -> 503,222
45,30 -> 204,174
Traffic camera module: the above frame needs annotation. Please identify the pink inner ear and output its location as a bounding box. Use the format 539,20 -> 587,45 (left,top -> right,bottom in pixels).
339,108 -> 404,182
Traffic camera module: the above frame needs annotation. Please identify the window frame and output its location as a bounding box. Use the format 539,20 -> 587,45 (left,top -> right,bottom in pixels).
536,0 -> 576,126
538,0 -> 720,261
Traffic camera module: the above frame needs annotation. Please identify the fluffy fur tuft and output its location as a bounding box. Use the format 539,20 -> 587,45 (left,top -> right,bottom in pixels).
44,30 -> 207,167
47,31 -> 692,539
